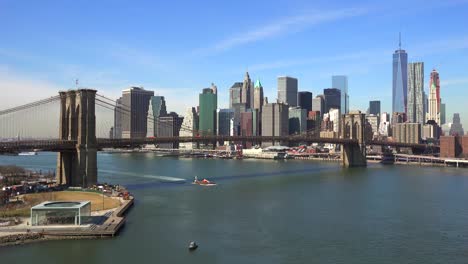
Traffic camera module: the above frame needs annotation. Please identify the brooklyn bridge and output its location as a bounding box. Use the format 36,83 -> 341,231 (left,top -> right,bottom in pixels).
0,89 -> 438,187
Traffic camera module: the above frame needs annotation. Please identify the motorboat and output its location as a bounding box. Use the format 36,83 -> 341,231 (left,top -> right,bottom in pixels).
18,151 -> 37,156
192,176 -> 216,186
189,241 -> 198,251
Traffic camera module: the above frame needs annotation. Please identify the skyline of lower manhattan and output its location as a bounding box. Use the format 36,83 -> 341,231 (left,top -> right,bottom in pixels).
4,2 -> 468,262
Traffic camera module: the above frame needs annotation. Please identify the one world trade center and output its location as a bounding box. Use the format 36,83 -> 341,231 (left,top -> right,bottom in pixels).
392,33 -> 408,115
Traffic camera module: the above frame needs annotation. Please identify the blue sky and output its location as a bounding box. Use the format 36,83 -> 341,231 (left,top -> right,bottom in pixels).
1,0 -> 468,127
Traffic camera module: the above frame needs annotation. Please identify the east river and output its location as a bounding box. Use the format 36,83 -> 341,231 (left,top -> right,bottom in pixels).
1,152 -> 468,263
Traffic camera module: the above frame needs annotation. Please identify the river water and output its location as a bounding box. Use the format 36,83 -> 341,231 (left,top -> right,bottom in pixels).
1,152 -> 468,263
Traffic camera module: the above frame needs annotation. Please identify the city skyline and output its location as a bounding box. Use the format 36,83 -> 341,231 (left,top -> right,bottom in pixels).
1,0 -> 468,128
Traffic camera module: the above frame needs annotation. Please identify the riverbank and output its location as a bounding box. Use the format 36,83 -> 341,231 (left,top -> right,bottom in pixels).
0,196 -> 134,247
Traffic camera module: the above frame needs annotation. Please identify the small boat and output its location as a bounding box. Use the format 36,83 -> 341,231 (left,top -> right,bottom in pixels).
189,241 -> 198,251
18,152 -> 37,156
192,176 -> 217,186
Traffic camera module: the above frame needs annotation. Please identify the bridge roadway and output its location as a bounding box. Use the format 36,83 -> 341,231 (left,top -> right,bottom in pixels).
0,136 -> 436,153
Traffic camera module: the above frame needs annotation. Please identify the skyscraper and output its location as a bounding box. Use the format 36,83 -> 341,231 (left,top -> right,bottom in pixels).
241,72 -> 252,108
289,107 -> 307,135
297,91 -> 312,112
449,113 -> 464,136
332,75 -> 349,114
157,112 -> 183,149
277,76 -> 298,106
146,99 -> 154,138
217,109 -> 234,136
369,100 -> 381,116
427,69 -> 441,124
253,79 -> 264,112
407,62 -> 425,124
179,107 -> 199,149
113,97 -> 123,139
199,87 -> 217,136
262,103 -> 289,146
121,87 -> 154,139
312,95 -> 325,117
229,82 -> 242,108
440,103 -> 446,125
392,33 -> 408,115
149,96 -> 167,137
323,88 -> 341,114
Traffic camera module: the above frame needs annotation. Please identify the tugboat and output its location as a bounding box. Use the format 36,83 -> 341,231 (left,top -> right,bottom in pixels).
189,241 -> 198,251
192,176 -> 217,186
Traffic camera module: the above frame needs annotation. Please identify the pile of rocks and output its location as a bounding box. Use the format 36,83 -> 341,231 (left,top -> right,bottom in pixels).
0,232 -> 43,246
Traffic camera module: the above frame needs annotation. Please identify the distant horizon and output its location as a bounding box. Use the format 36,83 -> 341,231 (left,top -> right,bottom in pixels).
1,0 -> 468,129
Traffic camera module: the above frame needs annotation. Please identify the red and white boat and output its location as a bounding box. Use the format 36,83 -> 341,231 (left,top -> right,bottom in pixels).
193,176 -> 217,186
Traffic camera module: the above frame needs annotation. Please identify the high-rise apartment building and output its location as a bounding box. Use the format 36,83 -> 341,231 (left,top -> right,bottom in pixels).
332,75 -> 349,114
393,123 -> 421,144
392,34 -> 408,115
121,87 -> 154,139
369,101 -> 381,116
199,87 -> 217,136
297,91 -> 312,112
427,69 -> 441,124
253,79 -> 264,112
261,103 -> 289,146
407,62 -> 425,124
324,88 -> 341,114
277,76 -> 298,106
379,112 -> 391,136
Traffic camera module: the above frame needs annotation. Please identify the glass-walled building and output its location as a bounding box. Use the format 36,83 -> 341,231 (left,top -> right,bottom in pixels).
31,201 -> 91,226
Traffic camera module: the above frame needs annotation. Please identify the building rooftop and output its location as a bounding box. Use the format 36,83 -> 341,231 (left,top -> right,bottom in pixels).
31,201 -> 90,210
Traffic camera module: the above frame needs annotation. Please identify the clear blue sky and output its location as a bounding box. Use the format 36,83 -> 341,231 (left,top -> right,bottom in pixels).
1,0 -> 468,127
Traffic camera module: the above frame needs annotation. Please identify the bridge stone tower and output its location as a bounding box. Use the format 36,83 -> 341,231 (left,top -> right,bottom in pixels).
56,89 -> 97,187
340,111 -> 367,167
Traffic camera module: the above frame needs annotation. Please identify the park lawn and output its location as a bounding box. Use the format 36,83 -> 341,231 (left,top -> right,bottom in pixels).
0,191 -> 121,218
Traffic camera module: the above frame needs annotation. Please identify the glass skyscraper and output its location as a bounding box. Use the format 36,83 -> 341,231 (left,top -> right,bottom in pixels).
392,36 -> 408,115
332,75 -> 348,114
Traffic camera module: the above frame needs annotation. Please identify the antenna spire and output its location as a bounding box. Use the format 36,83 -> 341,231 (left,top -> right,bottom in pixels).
399,32 -> 401,50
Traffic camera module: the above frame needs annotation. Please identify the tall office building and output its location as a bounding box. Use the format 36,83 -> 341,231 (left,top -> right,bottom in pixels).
289,107 -> 307,135
379,112 -> 391,136
449,113 -> 464,136
241,72 -> 252,108
323,88 -> 341,114
297,91 -> 312,112
440,103 -> 446,125
312,95 -> 325,117
393,123 -> 421,144
121,87 -> 154,139
329,108 -> 340,133
392,33 -> 408,115
332,75 -> 349,114
146,99 -> 154,138
113,97 -> 123,139
427,69 -> 441,124
369,100 -> 381,116
148,96 -> 167,137
277,76 -> 298,106
229,82 -> 242,108
157,112 -> 183,149
199,87 -> 217,136
408,62 -> 425,124
253,79 -> 264,112
262,103 -> 289,146
179,107 -> 199,149
217,109 -> 234,136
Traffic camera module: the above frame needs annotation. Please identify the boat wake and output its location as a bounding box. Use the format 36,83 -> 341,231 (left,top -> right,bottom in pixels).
98,169 -> 186,183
